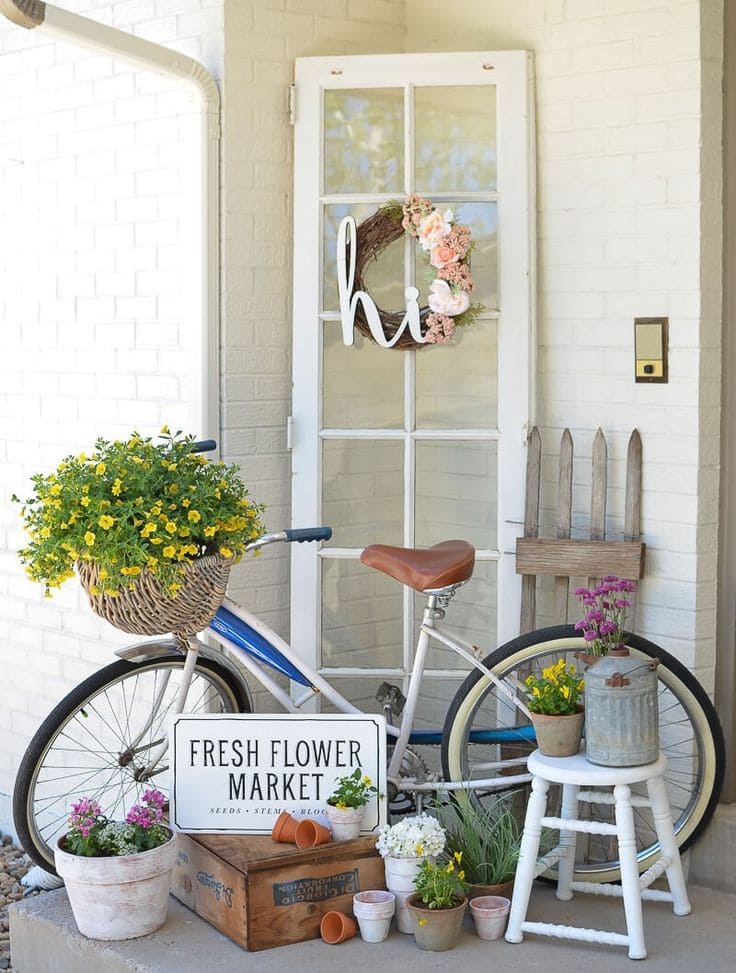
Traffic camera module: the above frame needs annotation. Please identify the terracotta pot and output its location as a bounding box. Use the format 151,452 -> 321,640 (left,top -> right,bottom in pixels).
320,910 -> 357,944
530,707 -> 585,758
469,895 -> 510,941
55,833 -> 177,941
271,811 -> 299,844
325,805 -> 364,841
294,818 -> 332,849
467,878 -> 514,901
406,892 -> 467,951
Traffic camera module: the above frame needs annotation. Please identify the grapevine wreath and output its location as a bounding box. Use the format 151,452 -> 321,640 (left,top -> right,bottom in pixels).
351,194 -> 484,350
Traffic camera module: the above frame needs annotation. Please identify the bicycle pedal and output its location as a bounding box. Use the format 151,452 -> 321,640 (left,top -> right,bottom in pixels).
375,682 -> 406,717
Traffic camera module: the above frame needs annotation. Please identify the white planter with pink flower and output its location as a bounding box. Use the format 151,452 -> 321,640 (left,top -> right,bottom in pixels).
55,832 -> 177,940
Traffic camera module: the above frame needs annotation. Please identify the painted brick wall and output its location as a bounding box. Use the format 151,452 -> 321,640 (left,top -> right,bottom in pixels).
406,0 -> 723,685
0,0 -> 224,832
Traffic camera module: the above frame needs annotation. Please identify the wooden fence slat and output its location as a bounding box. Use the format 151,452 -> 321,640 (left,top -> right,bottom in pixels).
516,537 -> 646,580
554,429 -> 573,622
590,428 -> 608,542
520,427 -> 541,635
624,429 -> 642,541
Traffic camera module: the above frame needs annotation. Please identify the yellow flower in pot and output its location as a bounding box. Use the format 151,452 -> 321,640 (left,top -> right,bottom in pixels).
525,659 -> 585,758
406,853 -> 469,951
14,428 -> 265,637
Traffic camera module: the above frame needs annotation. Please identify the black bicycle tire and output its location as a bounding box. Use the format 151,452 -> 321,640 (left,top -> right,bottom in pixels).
441,624 -> 725,882
13,654 -> 249,872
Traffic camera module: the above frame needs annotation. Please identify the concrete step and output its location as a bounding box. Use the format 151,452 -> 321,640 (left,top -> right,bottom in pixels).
688,802 -> 736,894
9,882 -> 736,972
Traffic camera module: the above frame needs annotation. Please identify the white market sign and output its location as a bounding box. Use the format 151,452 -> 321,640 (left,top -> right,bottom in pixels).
170,713 -> 387,834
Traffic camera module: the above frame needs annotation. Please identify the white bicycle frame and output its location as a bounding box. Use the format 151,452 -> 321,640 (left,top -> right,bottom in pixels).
123,534 -> 534,796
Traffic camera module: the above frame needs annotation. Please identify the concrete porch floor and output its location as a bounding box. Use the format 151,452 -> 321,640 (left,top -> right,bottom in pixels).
9,881 -> 736,972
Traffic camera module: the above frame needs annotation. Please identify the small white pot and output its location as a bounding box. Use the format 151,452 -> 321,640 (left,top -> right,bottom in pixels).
384,856 -> 424,934
325,805 -> 364,841
353,889 -> 396,943
55,833 -> 177,941
469,895 -> 511,941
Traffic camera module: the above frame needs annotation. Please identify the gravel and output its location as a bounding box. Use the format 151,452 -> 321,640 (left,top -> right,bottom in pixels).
0,834 -> 45,973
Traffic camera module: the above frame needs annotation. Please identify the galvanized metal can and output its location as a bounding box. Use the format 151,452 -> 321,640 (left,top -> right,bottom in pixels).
584,649 -> 660,766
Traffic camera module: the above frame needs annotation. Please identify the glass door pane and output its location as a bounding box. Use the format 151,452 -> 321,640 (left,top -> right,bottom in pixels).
324,89 -> 404,195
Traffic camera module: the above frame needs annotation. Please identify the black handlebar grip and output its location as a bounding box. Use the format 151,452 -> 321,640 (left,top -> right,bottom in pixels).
192,439 -> 217,454
284,527 -> 332,543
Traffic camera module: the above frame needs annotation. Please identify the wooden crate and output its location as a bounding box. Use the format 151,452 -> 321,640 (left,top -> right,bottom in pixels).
171,832 -> 386,951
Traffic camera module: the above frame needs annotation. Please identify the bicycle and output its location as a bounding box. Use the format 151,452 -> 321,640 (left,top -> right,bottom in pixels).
13,490 -> 725,883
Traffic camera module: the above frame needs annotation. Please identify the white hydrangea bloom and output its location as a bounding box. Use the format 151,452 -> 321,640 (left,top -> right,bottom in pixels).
375,813 -> 445,859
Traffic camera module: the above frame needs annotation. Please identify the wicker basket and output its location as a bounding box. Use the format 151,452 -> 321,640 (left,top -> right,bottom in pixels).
77,555 -> 232,639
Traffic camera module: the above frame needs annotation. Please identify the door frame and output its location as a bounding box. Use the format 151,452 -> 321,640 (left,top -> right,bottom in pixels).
290,50 -> 537,688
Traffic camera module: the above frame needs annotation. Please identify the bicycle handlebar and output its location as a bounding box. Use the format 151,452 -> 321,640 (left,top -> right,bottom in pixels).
284,527 -> 332,543
192,439 -> 217,453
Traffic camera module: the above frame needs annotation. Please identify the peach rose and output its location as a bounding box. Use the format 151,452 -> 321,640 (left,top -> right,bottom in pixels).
430,244 -> 460,270
417,208 -> 453,251
428,279 -> 470,316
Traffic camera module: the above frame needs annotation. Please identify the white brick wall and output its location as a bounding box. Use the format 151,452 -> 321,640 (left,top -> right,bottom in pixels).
0,0 -> 724,836
0,0 -> 224,832
406,0 -> 723,690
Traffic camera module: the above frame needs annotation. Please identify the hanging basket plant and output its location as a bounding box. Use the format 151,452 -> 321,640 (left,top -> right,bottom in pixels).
351,195 -> 484,350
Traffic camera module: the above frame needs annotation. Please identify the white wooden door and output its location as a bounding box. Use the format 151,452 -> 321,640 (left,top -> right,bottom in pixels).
291,52 -> 535,724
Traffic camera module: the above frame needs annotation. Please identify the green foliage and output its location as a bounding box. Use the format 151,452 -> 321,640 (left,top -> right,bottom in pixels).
14,428 -> 265,597
439,793 -> 522,887
327,767 -> 378,809
413,854 -> 469,910
525,658 -> 584,716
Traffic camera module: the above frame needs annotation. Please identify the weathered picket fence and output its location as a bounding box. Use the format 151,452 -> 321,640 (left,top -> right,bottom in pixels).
516,427 -> 645,633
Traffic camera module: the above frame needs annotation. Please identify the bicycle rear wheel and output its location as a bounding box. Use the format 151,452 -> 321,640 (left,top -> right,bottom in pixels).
13,652 -> 248,873
441,625 -> 724,883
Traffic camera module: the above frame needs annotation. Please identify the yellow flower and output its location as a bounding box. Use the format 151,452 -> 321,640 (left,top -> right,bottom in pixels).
88,584 -> 102,596
165,521 -> 177,534
95,462 -> 107,475
219,546 -> 233,558
80,496 -> 91,507
121,566 -> 141,577
204,526 -> 217,537
39,526 -> 51,539
84,531 -> 96,546
162,545 -> 176,558
415,843 -> 424,856
112,479 -> 123,496
453,851 -> 462,863
49,484 -> 62,496
417,918 -> 427,927
98,515 -> 115,530
187,509 -> 201,524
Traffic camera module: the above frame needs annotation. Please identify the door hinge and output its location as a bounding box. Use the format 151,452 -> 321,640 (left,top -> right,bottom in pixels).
286,416 -> 294,449
288,84 -> 296,125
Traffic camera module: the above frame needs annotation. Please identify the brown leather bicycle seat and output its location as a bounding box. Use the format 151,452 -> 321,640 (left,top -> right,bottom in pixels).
360,540 -> 475,592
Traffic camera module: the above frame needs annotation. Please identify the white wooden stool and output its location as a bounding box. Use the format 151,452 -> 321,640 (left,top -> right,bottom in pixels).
505,750 -> 691,960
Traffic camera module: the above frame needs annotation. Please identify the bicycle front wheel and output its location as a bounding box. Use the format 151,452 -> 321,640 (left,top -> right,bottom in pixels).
441,625 -> 725,883
13,652 -> 249,873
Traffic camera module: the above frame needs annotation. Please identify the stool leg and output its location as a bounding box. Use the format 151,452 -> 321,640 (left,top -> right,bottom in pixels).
647,775 -> 691,916
506,775 -> 549,944
556,783 -> 579,901
614,783 -> 647,960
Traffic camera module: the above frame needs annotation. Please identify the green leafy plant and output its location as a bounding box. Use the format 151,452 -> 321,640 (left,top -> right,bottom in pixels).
412,853 -> 469,910
525,658 -> 584,716
65,792 -> 170,858
439,793 -> 521,887
14,428 -> 265,597
327,768 -> 378,809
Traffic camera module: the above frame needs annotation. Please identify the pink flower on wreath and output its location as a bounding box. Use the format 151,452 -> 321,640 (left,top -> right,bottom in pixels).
430,243 -> 460,270
428,279 -> 470,316
424,313 -> 456,344
444,224 -> 472,260
438,262 -> 475,293
417,208 -> 454,251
